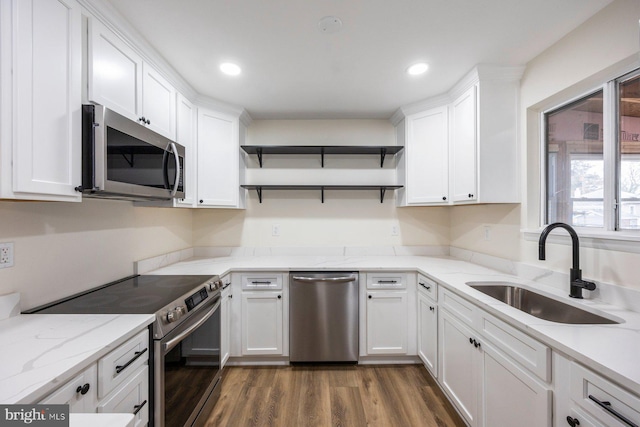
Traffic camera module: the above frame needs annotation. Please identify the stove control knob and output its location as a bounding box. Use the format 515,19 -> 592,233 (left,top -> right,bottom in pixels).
166,310 -> 178,323
209,280 -> 222,291
175,306 -> 186,316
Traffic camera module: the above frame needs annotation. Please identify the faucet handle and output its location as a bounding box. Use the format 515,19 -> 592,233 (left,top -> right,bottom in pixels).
573,278 -> 597,291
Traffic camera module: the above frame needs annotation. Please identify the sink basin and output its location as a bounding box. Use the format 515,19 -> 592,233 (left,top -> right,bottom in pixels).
466,281 -> 619,324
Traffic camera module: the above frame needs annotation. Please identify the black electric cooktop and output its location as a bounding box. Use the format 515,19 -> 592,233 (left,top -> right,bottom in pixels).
27,275 -> 217,314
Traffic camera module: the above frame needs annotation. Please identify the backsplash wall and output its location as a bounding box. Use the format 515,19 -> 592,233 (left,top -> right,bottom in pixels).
0,199 -> 192,310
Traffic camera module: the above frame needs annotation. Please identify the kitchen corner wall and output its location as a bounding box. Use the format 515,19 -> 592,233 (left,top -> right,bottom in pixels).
193,119 -> 451,248
0,199 -> 192,310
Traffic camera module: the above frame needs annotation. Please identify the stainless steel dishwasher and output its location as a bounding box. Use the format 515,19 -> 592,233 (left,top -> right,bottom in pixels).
289,272 -> 359,363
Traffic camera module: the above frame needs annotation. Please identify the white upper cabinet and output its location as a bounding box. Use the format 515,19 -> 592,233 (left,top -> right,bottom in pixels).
396,106 -> 449,206
0,0 -> 82,201
393,65 -> 523,206
174,94 -> 197,207
88,19 -> 176,140
450,85 -> 478,203
197,108 -> 245,208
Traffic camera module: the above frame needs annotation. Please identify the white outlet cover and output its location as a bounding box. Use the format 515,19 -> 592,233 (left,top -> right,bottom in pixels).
272,224 -> 281,237
0,242 -> 14,268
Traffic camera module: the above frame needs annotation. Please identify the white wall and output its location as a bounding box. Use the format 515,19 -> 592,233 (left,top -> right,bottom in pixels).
451,0 -> 640,290
194,119 -> 451,248
0,199 -> 192,310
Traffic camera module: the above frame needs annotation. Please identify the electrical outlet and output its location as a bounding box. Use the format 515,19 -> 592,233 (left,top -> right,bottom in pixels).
272,224 -> 281,237
391,224 -> 399,236
0,242 -> 14,268
484,226 -> 492,241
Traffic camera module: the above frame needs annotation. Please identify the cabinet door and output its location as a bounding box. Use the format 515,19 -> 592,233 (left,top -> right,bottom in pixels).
481,341 -> 551,427
40,364 -> 97,412
451,85 -> 477,203
141,63 -> 176,139
97,366 -> 149,427
366,291 -> 408,354
418,292 -> 438,377
241,291 -> 283,355
439,309 -> 479,426
175,94 -> 196,207
406,106 -> 449,204
197,109 -> 240,207
221,287 -> 231,367
11,0 -> 81,200
88,18 -> 142,122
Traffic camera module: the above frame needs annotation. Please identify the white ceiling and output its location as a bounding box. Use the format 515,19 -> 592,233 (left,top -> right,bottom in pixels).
106,0 -> 612,119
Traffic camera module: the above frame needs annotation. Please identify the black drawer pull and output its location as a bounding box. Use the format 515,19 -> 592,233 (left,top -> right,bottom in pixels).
133,400 -> 147,416
251,281 -> 272,284
76,383 -> 90,395
377,280 -> 397,284
429,306 -> 435,312
588,395 -> 639,427
419,282 -> 431,290
566,416 -> 580,426
115,348 -> 148,374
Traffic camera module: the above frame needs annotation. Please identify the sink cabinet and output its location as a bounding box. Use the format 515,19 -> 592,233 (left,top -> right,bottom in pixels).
438,289 -> 551,427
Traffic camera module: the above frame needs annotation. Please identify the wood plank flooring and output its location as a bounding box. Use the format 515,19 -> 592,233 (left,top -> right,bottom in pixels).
205,364 -> 466,427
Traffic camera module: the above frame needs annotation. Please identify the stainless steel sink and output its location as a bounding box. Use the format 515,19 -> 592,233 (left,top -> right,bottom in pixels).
466,281 -> 619,324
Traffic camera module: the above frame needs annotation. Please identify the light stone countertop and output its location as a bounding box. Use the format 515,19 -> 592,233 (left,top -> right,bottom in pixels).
0,313 -> 155,404
147,253 -> 640,397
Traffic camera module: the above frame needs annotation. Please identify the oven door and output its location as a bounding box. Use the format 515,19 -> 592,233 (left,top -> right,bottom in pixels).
155,296 -> 221,427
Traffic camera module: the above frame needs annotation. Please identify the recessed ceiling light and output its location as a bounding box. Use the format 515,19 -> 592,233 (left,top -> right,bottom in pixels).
407,63 -> 429,76
220,62 -> 241,76
318,16 -> 342,34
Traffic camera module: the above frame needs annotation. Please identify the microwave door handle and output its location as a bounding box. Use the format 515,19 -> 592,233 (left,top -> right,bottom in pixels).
169,142 -> 180,197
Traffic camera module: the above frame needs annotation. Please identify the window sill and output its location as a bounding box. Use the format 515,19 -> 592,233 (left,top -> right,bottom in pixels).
523,228 -> 640,254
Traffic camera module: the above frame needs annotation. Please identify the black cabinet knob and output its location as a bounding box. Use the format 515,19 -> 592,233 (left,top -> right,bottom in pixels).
468,193 -> 473,198
469,337 -> 473,344
138,116 -> 146,123
566,416 -> 580,426
199,200 -> 203,204
277,295 -> 282,299
429,306 -> 435,312
229,294 -> 233,299
473,339 -> 481,348
146,119 -> 151,125
368,295 -> 372,299
442,196 -> 447,201
76,383 -> 90,395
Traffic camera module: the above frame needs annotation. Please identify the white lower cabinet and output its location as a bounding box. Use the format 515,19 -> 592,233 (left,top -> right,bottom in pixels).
39,328 -> 149,426
438,290 -> 551,427
241,291 -> 283,355
417,291 -> 438,377
365,290 -> 408,355
221,277 -> 232,367
40,364 -> 98,412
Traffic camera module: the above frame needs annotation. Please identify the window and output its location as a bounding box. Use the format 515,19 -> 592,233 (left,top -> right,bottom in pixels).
544,68 -> 640,232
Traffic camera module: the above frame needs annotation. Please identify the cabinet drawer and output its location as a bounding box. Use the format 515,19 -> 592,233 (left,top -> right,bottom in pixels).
367,273 -> 407,290
40,364 -> 97,412
480,312 -> 550,382
98,329 -> 149,399
98,366 -> 149,427
440,288 -> 477,325
241,273 -> 283,290
417,274 -> 437,301
571,362 -> 640,427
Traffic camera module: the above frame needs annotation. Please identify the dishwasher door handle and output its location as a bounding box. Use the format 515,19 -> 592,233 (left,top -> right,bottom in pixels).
292,276 -> 357,282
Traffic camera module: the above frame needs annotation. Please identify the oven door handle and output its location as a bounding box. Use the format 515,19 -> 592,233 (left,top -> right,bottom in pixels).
163,298 -> 221,354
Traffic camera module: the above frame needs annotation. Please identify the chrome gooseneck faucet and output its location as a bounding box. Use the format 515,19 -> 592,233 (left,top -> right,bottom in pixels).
538,222 -> 596,299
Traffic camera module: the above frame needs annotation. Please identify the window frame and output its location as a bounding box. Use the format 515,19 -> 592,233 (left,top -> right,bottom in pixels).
540,68 -> 640,234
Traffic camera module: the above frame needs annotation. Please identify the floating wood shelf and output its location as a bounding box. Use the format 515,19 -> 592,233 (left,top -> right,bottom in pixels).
240,185 -> 403,203
241,145 -> 404,168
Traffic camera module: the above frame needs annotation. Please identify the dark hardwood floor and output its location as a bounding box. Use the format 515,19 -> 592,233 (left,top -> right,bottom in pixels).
205,364 -> 466,427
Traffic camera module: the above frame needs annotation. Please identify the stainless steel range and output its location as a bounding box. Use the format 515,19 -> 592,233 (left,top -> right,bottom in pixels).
28,274 -> 223,427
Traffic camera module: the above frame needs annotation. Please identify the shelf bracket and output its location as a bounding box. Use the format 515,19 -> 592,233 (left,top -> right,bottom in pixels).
256,147 -> 263,168
380,187 -> 386,203
256,186 -> 263,203
380,147 -> 387,168
321,147 -> 325,168
321,186 -> 325,203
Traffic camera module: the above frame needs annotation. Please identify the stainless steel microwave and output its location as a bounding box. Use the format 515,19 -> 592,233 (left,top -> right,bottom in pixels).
79,104 -> 185,201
